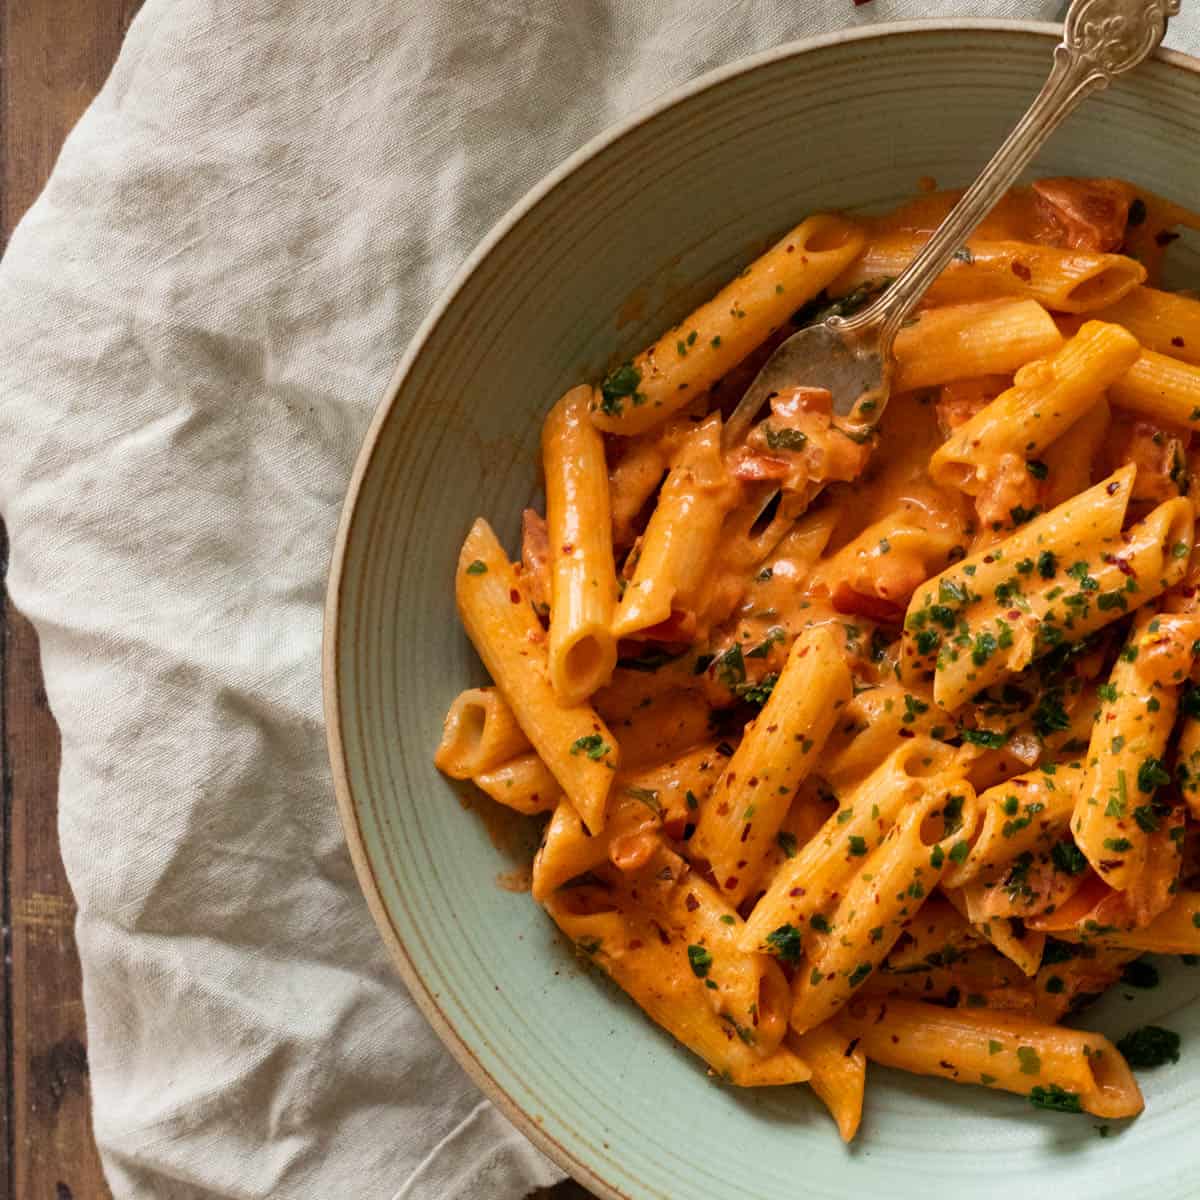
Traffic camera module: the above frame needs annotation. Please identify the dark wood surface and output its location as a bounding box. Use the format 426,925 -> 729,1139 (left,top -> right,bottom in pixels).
0,3 -> 592,1197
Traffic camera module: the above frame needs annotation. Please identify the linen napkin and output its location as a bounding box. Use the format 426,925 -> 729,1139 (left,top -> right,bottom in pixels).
2,2 -> 1197,1197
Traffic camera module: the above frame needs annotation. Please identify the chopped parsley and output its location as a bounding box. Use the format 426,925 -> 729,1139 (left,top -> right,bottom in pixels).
626,786 -> 661,814
599,361 -> 643,415
848,963 -> 873,988
959,727 -> 1008,749
1033,691 -> 1071,738
464,560 -> 488,575
1052,841 -> 1089,875
570,734 -> 610,760
764,425 -> 809,451
687,944 -> 714,978
1117,1025 -> 1181,1068
776,831 -> 798,858
765,924 -> 804,964
1029,1084 -> 1083,1113
1120,959 -> 1159,989
1026,460 -> 1049,480
1138,756 -> 1172,793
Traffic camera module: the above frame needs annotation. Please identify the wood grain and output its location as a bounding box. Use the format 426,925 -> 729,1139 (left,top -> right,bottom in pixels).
0,3 -> 592,1197
1,2 -> 140,1198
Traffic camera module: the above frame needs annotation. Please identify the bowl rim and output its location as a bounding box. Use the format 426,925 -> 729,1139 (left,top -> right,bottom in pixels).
323,18 -> 1200,1198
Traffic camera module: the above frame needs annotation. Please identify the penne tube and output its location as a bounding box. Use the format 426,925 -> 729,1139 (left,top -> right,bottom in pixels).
1049,889 -> 1200,953
791,1025 -> 866,1143
543,385 -> 620,704
1072,609 -> 1195,890
930,321 -> 1140,496
739,738 -> 959,953
1095,285 -> 1200,367
456,519 -> 618,832
906,489 -> 1194,710
789,785 -> 980,1033
544,874 -> 808,1082
865,943 -> 1032,1008
837,997 -> 1143,1119
754,778 -> 839,895
833,236 -> 1145,313
1040,396 -> 1111,508
611,415 -> 739,639
819,682 -> 956,791
531,741 -> 727,900
690,627 -> 851,905
943,763 -> 1083,889
474,752 -> 561,815
532,800 -> 599,901
901,466 -> 1135,684
434,686 -> 530,779
1109,348 -> 1200,430
590,214 -> 865,436
893,299 -> 1064,392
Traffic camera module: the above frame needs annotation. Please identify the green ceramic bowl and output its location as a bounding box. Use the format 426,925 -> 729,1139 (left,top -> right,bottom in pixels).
325,21 -> 1200,1199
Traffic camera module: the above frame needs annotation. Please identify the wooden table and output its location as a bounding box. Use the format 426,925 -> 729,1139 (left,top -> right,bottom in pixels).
0,3 -> 590,1197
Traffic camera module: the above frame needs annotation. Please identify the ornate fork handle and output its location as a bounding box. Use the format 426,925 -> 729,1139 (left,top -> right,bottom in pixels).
1067,0 -> 1181,78
837,0 -> 1178,354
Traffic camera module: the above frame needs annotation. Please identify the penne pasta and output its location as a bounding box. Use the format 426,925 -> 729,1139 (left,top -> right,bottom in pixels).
1072,610 -> 1196,891
833,236 -> 1145,313
739,738 -> 959,954
544,873 -> 810,1085
929,321 -> 1140,497
690,627 -> 851,905
791,1024 -> 866,1143
590,214 -> 865,436
434,686 -> 530,778
837,997 -> 1143,1119
543,385 -> 620,704
439,178 -> 1200,1142
789,784 -> 980,1033
1095,285 -> 1200,367
611,414 -> 739,640
893,299 -> 1064,392
474,752 -> 561,815
455,519 -> 618,832
1109,348 -> 1200,430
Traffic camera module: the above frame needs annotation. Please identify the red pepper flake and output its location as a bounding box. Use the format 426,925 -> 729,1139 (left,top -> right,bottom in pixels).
685,892 -> 700,912
1107,481 -> 1121,495
740,825 -> 751,843
1156,230 -> 1181,247
789,886 -> 805,897
628,939 -> 643,950
1011,260 -> 1033,282
1113,555 -> 1134,575
724,876 -> 739,890
509,588 -> 521,603
1173,336 -> 1186,348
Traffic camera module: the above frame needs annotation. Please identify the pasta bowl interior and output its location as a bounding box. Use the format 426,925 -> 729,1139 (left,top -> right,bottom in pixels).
325,22 -> 1200,1200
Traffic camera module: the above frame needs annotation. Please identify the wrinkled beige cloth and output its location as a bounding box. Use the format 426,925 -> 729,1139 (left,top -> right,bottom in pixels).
2,2 -> 1197,1197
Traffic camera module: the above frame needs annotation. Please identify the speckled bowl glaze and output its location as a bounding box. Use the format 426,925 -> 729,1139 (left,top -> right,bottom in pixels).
325,22 -> 1200,1200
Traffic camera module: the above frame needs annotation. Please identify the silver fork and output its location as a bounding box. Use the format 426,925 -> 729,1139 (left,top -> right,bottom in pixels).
723,0 -> 1179,451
